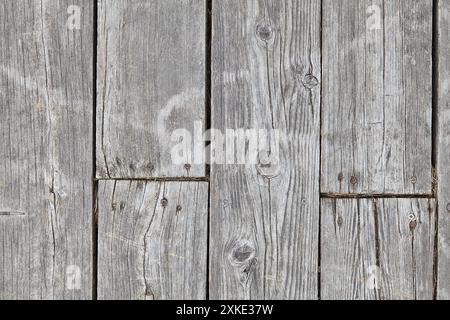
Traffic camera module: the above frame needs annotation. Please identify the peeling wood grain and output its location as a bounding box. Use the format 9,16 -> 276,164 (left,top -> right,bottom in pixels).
96,0 -> 206,179
436,0 -> 450,300
97,181 -> 208,300
321,198 -> 435,300
321,0 -> 433,194
210,0 -> 321,299
0,0 -> 93,299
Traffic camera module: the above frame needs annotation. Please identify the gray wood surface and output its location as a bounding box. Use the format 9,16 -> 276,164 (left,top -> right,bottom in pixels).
321,198 -> 435,300
97,181 -> 208,300
210,0 -> 321,299
0,0 -> 443,301
96,0 -> 206,179
437,0 -> 450,300
0,0 -> 93,299
321,0 -> 433,195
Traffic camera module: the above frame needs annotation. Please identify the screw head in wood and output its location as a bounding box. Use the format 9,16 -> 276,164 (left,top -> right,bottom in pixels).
350,176 -> 358,185
410,176 -> 417,184
161,198 -> 168,208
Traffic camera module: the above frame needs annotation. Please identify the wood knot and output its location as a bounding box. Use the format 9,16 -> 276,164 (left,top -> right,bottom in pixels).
337,216 -> 343,227
161,198 -> 168,208
229,240 -> 255,265
338,172 -> 344,181
184,164 -> 191,171
350,176 -> 358,185
256,23 -> 273,41
119,201 -> 126,211
446,203 -> 450,212
176,205 -> 182,213
410,176 -> 417,184
409,219 -> 417,231
147,163 -> 154,171
256,151 -> 280,179
302,74 -> 319,89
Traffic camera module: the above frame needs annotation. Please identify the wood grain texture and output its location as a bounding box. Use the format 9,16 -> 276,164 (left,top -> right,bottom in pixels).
437,0 -> 450,300
321,0 -> 433,194
97,181 -> 208,300
0,0 -> 93,299
96,0 -> 206,179
210,0 -> 321,299
321,198 -> 435,300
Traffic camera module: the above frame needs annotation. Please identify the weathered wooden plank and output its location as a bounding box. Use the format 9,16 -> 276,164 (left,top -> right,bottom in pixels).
321,198 -> 435,300
0,0 -> 93,299
321,0 -> 433,194
437,0 -> 450,300
97,181 -> 208,300
210,0 -> 321,299
96,0 -> 206,179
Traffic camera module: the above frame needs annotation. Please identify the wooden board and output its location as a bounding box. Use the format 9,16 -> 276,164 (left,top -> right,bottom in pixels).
96,0 -> 206,179
437,0 -> 450,300
97,181 -> 208,300
321,198 -> 435,300
321,0 -> 433,194
0,0 -> 93,299
210,0 -> 321,299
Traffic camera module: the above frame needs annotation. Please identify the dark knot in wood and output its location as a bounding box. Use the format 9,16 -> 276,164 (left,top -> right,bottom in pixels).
256,23 -> 273,41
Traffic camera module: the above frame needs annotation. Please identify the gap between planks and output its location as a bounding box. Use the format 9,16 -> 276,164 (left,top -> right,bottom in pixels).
431,0 -> 439,301
95,177 -> 209,182
92,0 -> 99,301
321,193 -> 434,199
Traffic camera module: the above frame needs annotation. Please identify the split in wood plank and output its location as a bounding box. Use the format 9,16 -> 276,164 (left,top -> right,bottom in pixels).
321,198 -> 435,300
0,0 -> 93,299
97,181 -> 208,300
